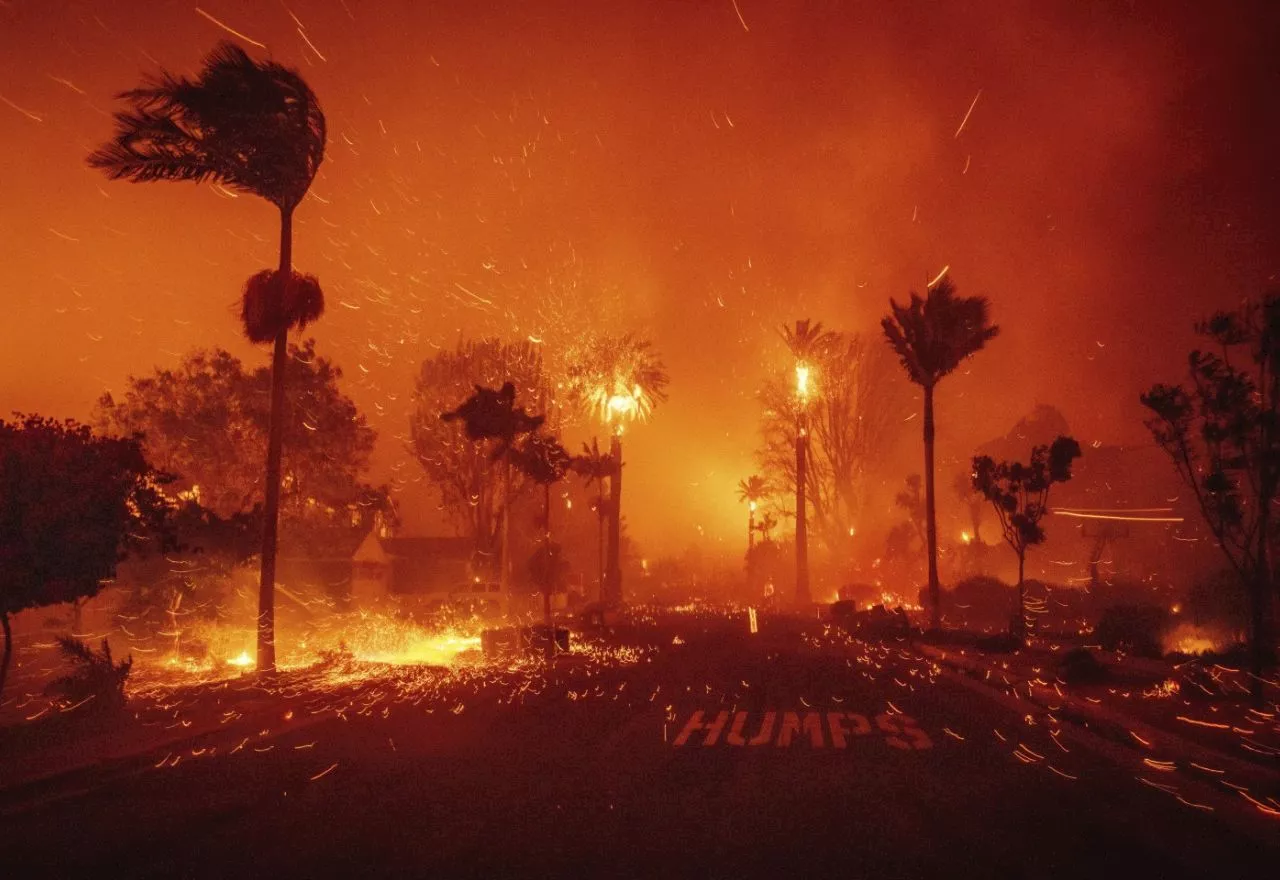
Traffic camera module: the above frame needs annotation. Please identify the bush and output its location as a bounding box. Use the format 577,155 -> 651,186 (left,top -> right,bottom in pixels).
944,575 -> 1014,628
843,605 -> 910,640
46,637 -> 132,710
1186,570 -> 1250,631
976,631 -> 1024,653
1095,605 -> 1170,658
830,600 -> 857,623
1059,647 -> 1108,684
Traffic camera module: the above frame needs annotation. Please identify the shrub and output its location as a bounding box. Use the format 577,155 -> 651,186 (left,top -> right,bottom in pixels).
976,631 -> 1024,653
1059,647 -> 1108,684
1095,605 -> 1170,658
1185,570 -> 1250,632
46,637 -> 132,710
945,575 -> 1014,628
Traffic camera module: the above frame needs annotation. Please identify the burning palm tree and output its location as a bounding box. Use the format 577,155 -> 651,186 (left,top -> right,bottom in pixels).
780,320 -> 837,605
565,334 -> 669,605
88,42 -> 326,673
882,275 -> 998,629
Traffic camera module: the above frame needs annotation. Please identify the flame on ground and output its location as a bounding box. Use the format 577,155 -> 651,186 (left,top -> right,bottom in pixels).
1162,622 -> 1233,657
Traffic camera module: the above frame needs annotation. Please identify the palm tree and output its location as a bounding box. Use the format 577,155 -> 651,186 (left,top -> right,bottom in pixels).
882,276 -> 999,629
571,439 -> 616,602
88,42 -> 326,673
564,334 -> 670,606
779,320 -> 839,366
737,475 -> 768,593
780,319 -> 836,605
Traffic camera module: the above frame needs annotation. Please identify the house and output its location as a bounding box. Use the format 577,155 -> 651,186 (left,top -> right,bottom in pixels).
351,533 -> 476,604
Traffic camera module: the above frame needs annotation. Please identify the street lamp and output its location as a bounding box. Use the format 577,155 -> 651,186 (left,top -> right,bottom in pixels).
795,361 -> 811,606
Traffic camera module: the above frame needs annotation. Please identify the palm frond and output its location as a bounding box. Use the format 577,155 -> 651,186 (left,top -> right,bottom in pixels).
881,277 -> 999,387
88,40 -> 326,210
240,270 -> 325,344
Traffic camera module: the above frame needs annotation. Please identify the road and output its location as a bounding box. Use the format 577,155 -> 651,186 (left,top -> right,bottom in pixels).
3,611 -> 1277,878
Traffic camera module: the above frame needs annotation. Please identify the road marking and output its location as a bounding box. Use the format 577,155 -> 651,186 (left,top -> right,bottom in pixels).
673,710 -> 932,750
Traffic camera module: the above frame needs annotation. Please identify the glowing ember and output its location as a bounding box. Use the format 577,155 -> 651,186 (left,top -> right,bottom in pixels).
227,651 -> 255,668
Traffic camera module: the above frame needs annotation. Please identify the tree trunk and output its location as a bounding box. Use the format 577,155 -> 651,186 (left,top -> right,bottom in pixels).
257,207 -> 293,675
606,432 -> 623,606
1014,553 -> 1026,638
796,414 -> 811,605
0,612 -> 11,700
501,457 -> 511,615
543,482 -> 554,660
923,384 -> 940,630
747,508 -> 755,595
596,487 -> 605,604
1251,501 -> 1274,703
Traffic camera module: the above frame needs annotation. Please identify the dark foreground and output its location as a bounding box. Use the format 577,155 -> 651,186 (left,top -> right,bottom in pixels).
2,613 -> 1277,879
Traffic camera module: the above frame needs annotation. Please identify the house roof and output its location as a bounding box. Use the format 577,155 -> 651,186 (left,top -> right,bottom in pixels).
380,536 -> 473,561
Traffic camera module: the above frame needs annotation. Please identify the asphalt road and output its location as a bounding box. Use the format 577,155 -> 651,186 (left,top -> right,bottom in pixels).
3,613 -> 1277,879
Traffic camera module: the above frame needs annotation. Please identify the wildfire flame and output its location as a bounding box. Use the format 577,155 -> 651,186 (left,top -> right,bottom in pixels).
795,363 -> 810,401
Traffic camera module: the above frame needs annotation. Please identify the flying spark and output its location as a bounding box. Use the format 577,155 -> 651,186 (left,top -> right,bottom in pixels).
194,7 -> 268,49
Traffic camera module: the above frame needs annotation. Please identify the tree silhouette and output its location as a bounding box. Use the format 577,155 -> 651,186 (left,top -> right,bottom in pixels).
412,339 -> 547,569
757,332 -> 910,553
0,416 -> 176,698
571,439 -> 616,602
95,342 -> 384,554
882,276 -> 999,629
953,470 -> 984,543
512,432 -> 573,658
895,474 -> 927,548
88,42 -> 327,674
972,436 -> 1081,637
442,381 -> 546,600
1142,293 -> 1280,699
737,475 -> 769,591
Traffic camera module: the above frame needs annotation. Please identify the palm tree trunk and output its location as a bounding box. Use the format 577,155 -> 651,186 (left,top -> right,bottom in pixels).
796,413 -> 810,605
0,612 -> 11,700
596,487 -> 605,604
606,432 -> 623,606
923,384 -> 940,630
747,508 -> 755,595
501,457 -> 511,615
544,481 -> 554,660
257,207 -> 293,675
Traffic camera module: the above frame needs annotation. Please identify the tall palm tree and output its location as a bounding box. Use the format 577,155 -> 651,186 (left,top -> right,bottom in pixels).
571,439 -> 616,602
882,276 -> 999,629
88,42 -> 326,673
564,334 -> 670,606
737,475 -> 768,592
780,319 -> 836,605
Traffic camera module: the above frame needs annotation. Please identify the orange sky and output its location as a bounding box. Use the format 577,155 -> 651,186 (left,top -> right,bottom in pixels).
2,0 -> 1279,557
